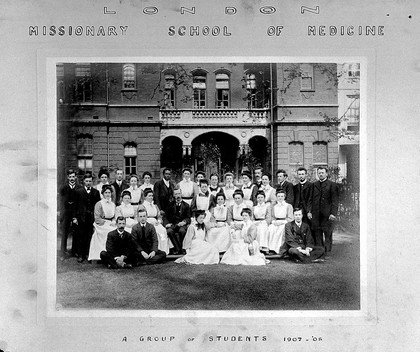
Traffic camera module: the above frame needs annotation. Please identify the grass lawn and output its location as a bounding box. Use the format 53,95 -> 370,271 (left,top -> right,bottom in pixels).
56,228 -> 360,310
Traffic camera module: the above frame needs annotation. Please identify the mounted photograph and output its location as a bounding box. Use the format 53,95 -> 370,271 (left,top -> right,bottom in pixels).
55,61 -> 361,311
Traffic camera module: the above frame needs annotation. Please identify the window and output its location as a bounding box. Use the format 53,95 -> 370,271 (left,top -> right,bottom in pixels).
124,144 -> 137,175
289,142 -> 304,166
57,64 -> 65,104
345,95 -> 360,123
313,142 -> 328,166
300,64 -> 314,91
347,63 -> 360,78
193,73 -> 207,108
164,74 -> 175,108
246,73 -> 257,108
215,73 -> 230,108
77,135 -> 93,172
75,64 -> 92,102
123,64 -> 136,89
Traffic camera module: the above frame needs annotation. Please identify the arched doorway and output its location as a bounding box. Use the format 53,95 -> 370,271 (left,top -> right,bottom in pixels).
242,135 -> 270,174
191,132 -> 239,179
161,136 -> 183,180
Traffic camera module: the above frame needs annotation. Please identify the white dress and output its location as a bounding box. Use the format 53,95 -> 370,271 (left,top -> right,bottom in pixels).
260,185 -> 276,204
220,220 -> 266,266
222,185 -> 237,207
175,224 -> 219,265
115,203 -> 137,231
192,193 -> 212,224
177,179 -> 196,206
252,202 -> 271,251
142,200 -> 171,254
139,183 -> 154,193
128,187 -> 142,213
206,205 -> 231,252
88,199 -> 116,260
267,202 -> 294,253
241,183 -> 256,208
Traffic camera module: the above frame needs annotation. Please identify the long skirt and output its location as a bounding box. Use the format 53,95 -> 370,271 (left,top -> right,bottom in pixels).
88,220 -> 116,260
267,222 -> 287,253
206,224 -> 231,252
175,239 -> 219,265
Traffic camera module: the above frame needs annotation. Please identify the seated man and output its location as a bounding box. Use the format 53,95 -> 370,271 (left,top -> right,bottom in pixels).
131,209 -> 167,265
164,188 -> 191,255
279,208 -> 325,264
100,217 -> 136,269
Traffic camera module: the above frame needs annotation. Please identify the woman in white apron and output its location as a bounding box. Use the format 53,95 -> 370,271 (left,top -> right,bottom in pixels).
209,173 -> 222,197
114,190 -> 137,232
88,185 -> 116,260
139,171 -> 154,193
267,189 -> 294,254
252,190 -> 272,254
190,179 -> 214,225
177,168 -> 198,206
221,172 -> 237,207
259,172 -> 276,205
206,192 -> 231,253
240,170 -> 257,208
127,174 -> 143,213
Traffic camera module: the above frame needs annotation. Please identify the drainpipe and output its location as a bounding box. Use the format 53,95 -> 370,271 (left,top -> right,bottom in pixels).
270,63 -> 275,177
105,63 -> 110,168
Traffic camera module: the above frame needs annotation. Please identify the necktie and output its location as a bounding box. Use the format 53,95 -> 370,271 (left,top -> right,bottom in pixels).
196,223 -> 205,230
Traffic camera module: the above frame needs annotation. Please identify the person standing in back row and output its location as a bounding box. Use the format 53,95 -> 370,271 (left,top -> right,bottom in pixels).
307,166 -> 339,255
153,168 -> 175,216
293,167 -> 312,225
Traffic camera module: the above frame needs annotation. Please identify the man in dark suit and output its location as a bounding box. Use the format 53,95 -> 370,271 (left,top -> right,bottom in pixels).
308,166 -> 339,254
58,168 -> 82,260
110,168 -> 129,206
164,188 -> 191,254
253,166 -> 263,189
293,167 -> 312,225
279,208 -> 325,264
131,209 -> 166,265
100,217 -> 136,269
153,168 -> 175,216
275,169 -> 294,206
74,172 -> 101,263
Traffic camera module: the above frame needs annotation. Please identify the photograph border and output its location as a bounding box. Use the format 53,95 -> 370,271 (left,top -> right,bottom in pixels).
38,50 -> 375,326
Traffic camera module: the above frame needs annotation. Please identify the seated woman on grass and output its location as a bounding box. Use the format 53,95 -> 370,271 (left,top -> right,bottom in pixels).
175,210 -> 220,265
220,208 -> 267,266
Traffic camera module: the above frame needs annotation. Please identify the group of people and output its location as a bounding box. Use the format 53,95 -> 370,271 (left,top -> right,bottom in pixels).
59,165 -> 339,268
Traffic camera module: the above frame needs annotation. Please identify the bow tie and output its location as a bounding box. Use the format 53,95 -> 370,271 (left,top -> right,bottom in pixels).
196,223 -> 205,230
209,186 -> 218,191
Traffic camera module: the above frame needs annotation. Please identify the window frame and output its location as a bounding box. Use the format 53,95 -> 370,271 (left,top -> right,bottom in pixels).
215,72 -> 230,108
300,63 -> 315,92
122,63 -> 137,90
124,143 -> 137,175
74,64 -> 92,102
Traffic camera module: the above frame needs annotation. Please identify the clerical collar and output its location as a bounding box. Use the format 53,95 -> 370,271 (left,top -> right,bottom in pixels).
299,180 -> 307,184
117,229 -> 124,235
319,178 -> 327,183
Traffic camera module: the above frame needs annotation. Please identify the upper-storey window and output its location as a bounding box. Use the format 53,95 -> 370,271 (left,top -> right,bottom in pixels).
300,63 -> 314,91
123,64 -> 136,89
193,72 -> 207,109
215,73 -> 230,108
246,73 -> 257,108
75,64 -> 92,102
164,73 -> 175,108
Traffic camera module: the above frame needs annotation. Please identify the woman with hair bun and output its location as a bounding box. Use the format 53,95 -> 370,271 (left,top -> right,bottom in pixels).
127,174 -> 143,213
114,190 -> 137,230
221,172 -> 237,207
252,190 -> 272,254
175,210 -> 219,265
206,192 -> 231,253
221,208 -> 267,265
267,189 -> 294,254
96,169 -> 116,203
88,185 -> 117,261
139,171 -> 154,193
177,167 -> 198,206
140,188 -> 171,254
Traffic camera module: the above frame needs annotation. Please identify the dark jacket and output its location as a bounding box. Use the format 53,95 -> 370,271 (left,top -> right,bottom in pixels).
163,200 -> 191,227
308,179 -> 339,226
131,222 -> 159,253
275,180 -> 294,206
105,229 -> 136,258
153,179 -> 175,214
59,183 -> 82,219
110,180 -> 129,205
279,221 -> 315,256
75,187 -> 101,223
293,181 -> 312,215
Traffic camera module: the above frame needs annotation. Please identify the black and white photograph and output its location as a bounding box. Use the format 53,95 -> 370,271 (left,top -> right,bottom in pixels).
55,61 -> 361,311
2,0 -> 420,351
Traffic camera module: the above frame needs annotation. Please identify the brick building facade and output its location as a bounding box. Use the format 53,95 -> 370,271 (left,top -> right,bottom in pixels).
57,62 -> 340,185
